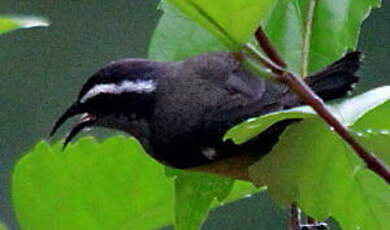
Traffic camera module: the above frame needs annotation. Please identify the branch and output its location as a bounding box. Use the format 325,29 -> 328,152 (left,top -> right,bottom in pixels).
254,27 -> 287,68
247,27 -> 390,184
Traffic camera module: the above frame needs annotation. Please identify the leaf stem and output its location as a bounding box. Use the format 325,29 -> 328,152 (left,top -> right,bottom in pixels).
249,27 -> 390,184
301,0 -> 317,77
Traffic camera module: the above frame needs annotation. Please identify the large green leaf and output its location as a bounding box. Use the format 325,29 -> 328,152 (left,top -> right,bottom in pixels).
264,0 -> 381,75
13,136 -> 259,230
248,94 -> 390,230
13,137 -> 174,230
0,15 -> 49,35
166,0 -> 276,48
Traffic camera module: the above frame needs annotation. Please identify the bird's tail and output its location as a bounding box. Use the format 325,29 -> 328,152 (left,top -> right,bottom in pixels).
305,51 -> 362,101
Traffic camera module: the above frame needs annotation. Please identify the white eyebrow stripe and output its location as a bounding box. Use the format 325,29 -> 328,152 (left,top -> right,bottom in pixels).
80,80 -> 156,103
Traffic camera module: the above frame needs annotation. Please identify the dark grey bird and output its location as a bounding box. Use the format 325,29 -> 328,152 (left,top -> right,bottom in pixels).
50,51 -> 361,180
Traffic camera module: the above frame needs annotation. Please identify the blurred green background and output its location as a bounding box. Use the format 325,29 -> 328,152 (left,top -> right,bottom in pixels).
0,0 -> 388,229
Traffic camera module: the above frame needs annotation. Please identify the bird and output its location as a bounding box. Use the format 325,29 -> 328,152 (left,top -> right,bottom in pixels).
50,51 -> 361,180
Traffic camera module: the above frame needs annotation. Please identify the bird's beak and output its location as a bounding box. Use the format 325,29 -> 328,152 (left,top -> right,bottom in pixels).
62,113 -> 96,149
50,103 -> 84,137
50,103 -> 96,149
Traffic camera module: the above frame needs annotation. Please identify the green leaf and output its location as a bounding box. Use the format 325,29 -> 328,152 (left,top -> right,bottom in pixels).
262,0 -> 306,74
353,100 -> 390,131
171,176 -> 263,230
0,15 -> 49,35
149,2 -> 227,61
355,129 -> 390,164
225,86 -> 390,145
224,107 -> 316,145
353,99 -> 390,164
166,0 -> 276,48
13,137 -> 259,230
331,86 -> 390,125
248,93 -> 390,230
167,169 -> 233,230
264,0 -> 381,75
166,168 -> 261,230
221,180 -> 265,204
13,137 -> 174,230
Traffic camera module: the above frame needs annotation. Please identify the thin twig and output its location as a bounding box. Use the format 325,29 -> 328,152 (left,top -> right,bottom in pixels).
301,0 -> 317,77
249,27 -> 390,184
255,27 -> 287,68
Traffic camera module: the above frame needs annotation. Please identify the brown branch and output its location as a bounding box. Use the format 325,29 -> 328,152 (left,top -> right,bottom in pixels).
255,27 -> 287,68
250,27 -> 390,184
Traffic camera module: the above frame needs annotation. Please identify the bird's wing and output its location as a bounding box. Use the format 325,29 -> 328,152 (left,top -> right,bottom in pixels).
187,53 -> 267,100
194,53 -> 291,119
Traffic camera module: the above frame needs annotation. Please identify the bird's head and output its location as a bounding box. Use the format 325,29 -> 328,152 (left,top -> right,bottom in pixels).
50,59 -> 168,148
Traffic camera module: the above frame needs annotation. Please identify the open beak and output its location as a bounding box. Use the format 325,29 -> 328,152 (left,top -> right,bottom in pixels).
62,114 -> 96,149
50,103 -> 96,149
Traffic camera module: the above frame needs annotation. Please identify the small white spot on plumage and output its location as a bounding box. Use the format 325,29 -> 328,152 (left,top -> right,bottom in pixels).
80,80 -> 156,103
202,148 -> 217,160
